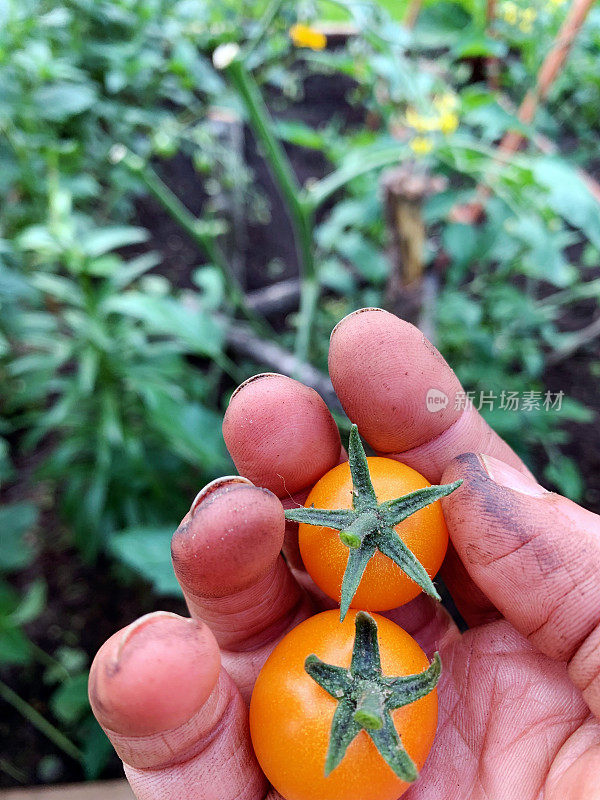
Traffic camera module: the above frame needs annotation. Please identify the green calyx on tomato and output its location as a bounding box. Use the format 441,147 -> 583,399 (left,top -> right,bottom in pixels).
285,424 -> 462,619
305,611 -> 441,781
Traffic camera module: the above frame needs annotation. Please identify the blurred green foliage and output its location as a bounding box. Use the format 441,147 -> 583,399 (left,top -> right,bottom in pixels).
1,0 -> 599,785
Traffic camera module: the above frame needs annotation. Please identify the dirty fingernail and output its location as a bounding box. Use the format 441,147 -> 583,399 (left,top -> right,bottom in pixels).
229,372 -> 281,404
479,454 -> 548,498
330,307 -> 386,341
190,475 -> 254,516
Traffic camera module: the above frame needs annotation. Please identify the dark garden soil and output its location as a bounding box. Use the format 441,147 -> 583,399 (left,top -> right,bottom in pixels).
2,65 -> 600,790
543,326 -> 600,511
1,545 -> 184,787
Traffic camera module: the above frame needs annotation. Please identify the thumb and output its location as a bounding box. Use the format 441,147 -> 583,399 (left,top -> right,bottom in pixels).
89,612 -> 267,800
441,453 -> 600,718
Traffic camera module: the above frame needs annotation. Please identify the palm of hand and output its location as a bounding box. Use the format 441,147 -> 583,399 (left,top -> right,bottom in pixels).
90,310 -> 600,800
409,617 -> 594,800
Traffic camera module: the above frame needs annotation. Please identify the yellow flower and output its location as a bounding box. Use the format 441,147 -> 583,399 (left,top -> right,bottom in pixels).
522,7 -> 537,20
289,23 -> 327,51
410,136 -> 433,156
439,111 -> 458,135
433,92 -> 458,113
501,0 -> 518,24
406,107 -> 440,133
519,20 -> 533,32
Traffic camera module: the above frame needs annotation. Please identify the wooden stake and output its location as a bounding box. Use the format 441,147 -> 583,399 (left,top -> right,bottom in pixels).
382,164 -> 446,325
486,0 -> 501,90
451,0 -> 596,224
500,0 -> 596,154
404,0 -> 423,30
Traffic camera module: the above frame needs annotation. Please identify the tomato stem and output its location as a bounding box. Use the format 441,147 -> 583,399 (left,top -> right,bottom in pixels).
354,686 -> 385,730
305,612 -> 441,781
339,510 -> 379,549
285,424 -> 462,619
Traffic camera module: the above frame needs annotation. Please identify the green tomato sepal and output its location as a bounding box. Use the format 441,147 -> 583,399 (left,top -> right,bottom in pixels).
285,424 -> 462,619
305,611 -> 441,781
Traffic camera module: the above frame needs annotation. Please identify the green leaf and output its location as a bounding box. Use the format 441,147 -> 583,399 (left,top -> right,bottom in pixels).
44,647 -> 87,685
413,2 -> 471,46
0,502 -> 39,572
275,119 -> 327,151
104,292 -> 224,357
34,82 -> 97,121
84,226 -> 149,258
109,526 -> 182,596
80,717 -> 114,780
319,258 -> 356,294
0,264 -> 36,301
335,231 -> 389,284
508,214 -> 575,287
533,157 -> 600,251
0,626 -> 32,665
30,273 -> 84,306
111,252 -> 162,290
544,456 -> 584,502
192,266 -> 225,311
442,224 -> 478,269
9,580 -> 46,626
451,34 -> 507,58
17,225 -> 60,255
50,673 -> 90,725
556,398 -> 594,424
150,401 -> 230,469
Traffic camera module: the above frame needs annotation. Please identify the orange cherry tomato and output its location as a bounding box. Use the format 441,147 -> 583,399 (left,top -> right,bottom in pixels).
250,610 -> 438,800
299,458 -> 448,611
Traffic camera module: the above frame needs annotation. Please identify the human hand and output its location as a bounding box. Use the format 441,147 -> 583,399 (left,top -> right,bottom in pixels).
89,309 -> 600,800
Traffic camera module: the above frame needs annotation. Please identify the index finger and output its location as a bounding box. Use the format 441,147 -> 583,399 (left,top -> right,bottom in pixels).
328,308 -> 532,482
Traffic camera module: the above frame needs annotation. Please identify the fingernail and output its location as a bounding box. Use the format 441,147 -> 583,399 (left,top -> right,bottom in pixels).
479,455 -> 548,498
229,372 -> 283,404
330,307 -> 386,342
190,475 -> 254,516
114,612 -> 194,666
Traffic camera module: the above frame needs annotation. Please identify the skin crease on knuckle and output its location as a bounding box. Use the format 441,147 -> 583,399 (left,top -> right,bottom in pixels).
170,477 -> 312,701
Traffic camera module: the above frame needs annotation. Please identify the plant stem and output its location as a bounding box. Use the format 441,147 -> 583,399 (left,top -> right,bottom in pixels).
354,686 -> 385,729
0,679 -> 82,762
340,510 -> 379,549
29,642 -> 70,681
122,152 -> 237,293
222,57 -> 318,365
